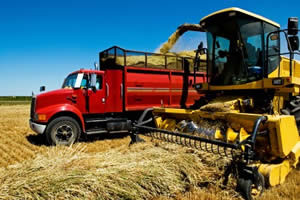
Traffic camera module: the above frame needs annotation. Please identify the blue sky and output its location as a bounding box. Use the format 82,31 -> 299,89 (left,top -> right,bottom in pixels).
0,0 -> 299,96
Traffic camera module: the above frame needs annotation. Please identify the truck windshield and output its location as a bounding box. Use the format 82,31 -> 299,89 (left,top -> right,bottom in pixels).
62,73 -> 87,89
63,74 -> 78,88
206,17 -> 264,85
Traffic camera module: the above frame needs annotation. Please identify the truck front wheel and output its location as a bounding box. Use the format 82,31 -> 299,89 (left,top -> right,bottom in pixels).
45,116 -> 81,146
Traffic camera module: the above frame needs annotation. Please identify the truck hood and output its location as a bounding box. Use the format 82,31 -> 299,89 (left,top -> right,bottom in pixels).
36,89 -> 74,110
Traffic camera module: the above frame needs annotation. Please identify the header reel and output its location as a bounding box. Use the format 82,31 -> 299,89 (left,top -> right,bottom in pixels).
131,107 -> 299,200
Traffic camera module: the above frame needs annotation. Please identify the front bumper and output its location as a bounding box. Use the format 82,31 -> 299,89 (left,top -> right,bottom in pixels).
29,119 -> 46,134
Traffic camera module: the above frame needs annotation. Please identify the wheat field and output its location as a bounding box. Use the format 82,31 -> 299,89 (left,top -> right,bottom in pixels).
0,104 -> 299,200
0,105 -> 131,167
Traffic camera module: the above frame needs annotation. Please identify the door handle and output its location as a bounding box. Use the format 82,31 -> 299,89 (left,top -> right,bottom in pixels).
120,84 -> 123,98
106,83 -> 109,97
66,97 -> 76,103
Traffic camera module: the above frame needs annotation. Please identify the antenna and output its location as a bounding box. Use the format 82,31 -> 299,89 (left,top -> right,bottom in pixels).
94,62 -> 99,70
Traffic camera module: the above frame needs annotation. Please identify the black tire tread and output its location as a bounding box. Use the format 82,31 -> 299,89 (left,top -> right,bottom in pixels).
284,97 -> 300,134
237,171 -> 265,200
45,116 -> 81,146
237,177 -> 252,200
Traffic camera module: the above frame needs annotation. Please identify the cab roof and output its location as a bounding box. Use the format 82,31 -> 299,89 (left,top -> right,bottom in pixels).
71,69 -> 103,74
200,7 -> 280,28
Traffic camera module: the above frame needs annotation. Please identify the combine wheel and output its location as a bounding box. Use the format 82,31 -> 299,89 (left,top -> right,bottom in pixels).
45,116 -> 81,146
290,98 -> 300,131
237,170 -> 265,200
282,97 -> 300,132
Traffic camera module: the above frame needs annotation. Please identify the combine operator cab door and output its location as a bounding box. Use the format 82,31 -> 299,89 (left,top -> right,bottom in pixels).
201,13 -> 276,86
88,73 -> 106,114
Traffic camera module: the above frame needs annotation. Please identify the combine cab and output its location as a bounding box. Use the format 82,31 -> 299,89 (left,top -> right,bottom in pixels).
133,8 -> 300,200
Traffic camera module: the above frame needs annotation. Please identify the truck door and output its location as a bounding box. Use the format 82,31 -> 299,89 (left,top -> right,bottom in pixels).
88,74 -> 106,114
67,73 -> 88,113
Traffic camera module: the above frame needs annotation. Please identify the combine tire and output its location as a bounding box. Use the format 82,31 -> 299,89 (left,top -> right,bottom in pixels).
290,98 -> 300,131
237,171 -> 265,200
282,97 -> 300,132
45,116 -> 81,146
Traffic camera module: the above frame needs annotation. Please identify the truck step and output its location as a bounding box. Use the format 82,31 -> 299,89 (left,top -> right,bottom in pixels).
85,119 -> 107,123
85,117 -> 128,124
86,129 -> 108,135
109,130 -> 129,134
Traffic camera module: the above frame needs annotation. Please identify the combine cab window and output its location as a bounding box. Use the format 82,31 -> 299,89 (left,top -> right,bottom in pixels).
206,17 -> 265,85
214,36 -> 230,79
239,20 -> 263,81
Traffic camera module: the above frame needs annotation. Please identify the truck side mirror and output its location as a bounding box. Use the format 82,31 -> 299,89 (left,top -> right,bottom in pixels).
90,73 -> 97,91
288,36 -> 299,51
40,86 -> 46,92
288,17 -> 298,35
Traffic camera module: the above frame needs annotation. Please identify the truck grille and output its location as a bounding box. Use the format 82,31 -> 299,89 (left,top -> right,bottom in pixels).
30,97 -> 36,119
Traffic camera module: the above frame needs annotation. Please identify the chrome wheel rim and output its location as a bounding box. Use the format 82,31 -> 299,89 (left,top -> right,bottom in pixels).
55,124 -> 73,142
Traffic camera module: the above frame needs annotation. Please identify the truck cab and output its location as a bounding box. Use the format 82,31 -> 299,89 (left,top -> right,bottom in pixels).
29,69 -> 108,145
62,69 -> 106,114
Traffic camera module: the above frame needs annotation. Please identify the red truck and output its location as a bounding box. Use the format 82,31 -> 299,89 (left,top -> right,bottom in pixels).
29,46 -> 206,145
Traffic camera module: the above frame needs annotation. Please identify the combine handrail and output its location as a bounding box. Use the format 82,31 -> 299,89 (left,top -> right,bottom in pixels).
266,29 -> 300,77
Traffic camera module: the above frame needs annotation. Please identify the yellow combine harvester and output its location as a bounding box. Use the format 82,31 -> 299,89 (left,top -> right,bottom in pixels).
133,8 -> 300,200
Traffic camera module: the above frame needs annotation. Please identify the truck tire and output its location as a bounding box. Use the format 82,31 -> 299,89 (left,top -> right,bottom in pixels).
45,116 -> 81,146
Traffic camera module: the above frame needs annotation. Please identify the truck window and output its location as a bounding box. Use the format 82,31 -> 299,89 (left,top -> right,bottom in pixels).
96,75 -> 102,90
73,73 -> 102,90
81,74 -> 89,88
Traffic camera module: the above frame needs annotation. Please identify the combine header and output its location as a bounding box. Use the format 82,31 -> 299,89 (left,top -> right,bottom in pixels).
132,7 -> 300,200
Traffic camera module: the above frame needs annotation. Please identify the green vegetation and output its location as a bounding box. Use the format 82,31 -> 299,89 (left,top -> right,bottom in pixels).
0,96 -> 31,105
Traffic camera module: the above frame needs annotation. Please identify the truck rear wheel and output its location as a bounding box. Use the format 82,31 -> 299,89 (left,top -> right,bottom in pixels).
45,116 -> 81,146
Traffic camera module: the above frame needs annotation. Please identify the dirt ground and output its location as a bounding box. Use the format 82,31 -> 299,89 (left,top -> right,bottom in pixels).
0,104 -> 299,200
